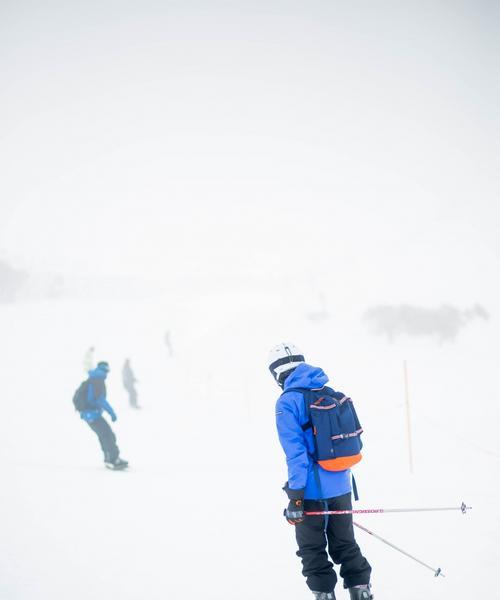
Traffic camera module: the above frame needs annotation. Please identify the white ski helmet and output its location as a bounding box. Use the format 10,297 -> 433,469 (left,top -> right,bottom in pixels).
268,342 -> 305,384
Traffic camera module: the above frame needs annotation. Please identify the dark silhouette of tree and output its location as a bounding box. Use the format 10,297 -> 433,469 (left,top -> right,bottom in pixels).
363,303 -> 489,343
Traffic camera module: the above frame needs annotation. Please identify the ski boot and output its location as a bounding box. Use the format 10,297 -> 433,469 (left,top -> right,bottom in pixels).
312,592 -> 335,600
348,584 -> 373,600
105,457 -> 129,471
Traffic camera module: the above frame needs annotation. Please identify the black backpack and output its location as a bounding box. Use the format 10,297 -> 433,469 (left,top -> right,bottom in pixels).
73,380 -> 90,412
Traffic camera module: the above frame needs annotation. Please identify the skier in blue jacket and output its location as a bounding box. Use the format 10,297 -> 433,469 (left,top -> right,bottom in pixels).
79,361 -> 128,470
270,343 -> 372,600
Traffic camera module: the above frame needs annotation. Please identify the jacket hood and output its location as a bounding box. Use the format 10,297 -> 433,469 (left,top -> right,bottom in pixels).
283,362 -> 329,390
88,367 -> 108,379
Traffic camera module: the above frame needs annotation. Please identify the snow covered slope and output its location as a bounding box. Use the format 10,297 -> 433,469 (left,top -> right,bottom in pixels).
1,292 -> 498,600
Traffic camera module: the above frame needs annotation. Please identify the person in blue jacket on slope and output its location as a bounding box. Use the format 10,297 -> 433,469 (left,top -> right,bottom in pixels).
79,361 -> 128,470
270,343 -> 372,600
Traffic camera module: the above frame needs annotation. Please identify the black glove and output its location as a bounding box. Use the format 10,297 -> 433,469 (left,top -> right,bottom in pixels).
284,498 -> 304,525
282,482 -> 305,525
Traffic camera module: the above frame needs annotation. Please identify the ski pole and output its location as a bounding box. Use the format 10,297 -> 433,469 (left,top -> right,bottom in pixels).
353,521 -> 444,578
305,501 -> 471,516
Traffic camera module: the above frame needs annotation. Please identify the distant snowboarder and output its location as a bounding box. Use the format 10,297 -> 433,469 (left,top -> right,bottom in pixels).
73,361 -> 128,470
122,358 -> 139,409
269,343 -> 372,600
83,346 -> 95,373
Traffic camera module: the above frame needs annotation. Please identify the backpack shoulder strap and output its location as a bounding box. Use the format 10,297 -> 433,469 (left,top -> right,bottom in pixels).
282,387 -> 327,431
86,378 -> 95,403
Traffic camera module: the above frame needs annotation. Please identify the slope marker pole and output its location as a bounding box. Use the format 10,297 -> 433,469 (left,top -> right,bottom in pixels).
404,359 -> 414,474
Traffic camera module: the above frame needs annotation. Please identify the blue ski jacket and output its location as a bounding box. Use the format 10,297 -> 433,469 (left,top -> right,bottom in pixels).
80,367 -> 117,423
275,363 -> 352,500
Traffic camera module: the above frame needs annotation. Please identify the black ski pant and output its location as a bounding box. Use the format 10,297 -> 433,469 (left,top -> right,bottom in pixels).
295,493 -> 371,593
87,417 -> 120,463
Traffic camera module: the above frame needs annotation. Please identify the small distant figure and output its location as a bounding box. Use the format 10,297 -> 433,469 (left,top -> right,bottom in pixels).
0,259 -> 27,303
164,330 -> 173,358
83,346 -> 95,373
122,358 -> 140,409
73,361 -> 129,471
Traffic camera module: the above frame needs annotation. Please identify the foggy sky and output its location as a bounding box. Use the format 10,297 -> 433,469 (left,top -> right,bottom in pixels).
1,1 -> 499,304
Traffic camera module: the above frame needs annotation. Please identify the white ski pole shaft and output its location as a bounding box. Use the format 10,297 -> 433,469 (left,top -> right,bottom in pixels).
304,502 -> 471,516
353,521 -> 444,577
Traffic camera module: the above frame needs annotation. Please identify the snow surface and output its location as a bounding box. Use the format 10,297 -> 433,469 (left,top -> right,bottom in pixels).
1,293 -> 498,600
1,2 -> 499,599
